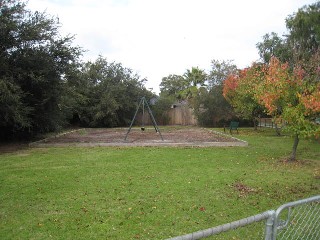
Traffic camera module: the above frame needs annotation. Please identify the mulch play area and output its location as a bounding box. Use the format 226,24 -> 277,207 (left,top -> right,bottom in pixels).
30,127 -> 248,147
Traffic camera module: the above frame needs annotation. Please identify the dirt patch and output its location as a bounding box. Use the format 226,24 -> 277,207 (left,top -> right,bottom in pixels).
30,127 -> 247,147
0,142 -> 29,154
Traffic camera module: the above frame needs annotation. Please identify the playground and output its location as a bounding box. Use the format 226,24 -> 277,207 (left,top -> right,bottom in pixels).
30,127 -> 247,147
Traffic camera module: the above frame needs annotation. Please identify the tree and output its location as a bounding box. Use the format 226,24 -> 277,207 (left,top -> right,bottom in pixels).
159,67 -> 207,101
0,0 -> 82,139
195,86 -> 235,127
223,64 -> 265,129
257,2 -> 320,66
0,79 -> 31,139
195,59 -> 237,126
286,2 -> 320,61
256,32 -> 291,64
151,94 -> 175,125
180,67 -> 207,108
159,68 -> 208,126
184,67 -> 207,87
159,74 -> 187,100
207,59 -> 237,88
74,56 -> 151,127
0,1 -> 31,139
255,56 -> 320,161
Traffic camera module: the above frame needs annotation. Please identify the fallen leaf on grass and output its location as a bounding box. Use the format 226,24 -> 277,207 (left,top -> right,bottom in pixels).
199,207 -> 206,211
232,182 -> 257,197
81,207 -> 88,213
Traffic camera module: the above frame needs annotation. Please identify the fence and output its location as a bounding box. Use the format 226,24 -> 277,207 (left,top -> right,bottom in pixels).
258,118 -> 285,129
167,195 -> 320,240
135,104 -> 197,126
167,104 -> 197,125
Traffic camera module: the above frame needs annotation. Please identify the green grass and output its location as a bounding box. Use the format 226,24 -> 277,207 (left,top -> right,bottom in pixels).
0,128 -> 319,239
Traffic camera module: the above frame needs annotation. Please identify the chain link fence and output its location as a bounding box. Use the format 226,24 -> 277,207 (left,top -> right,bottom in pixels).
167,195 -> 320,240
273,195 -> 320,240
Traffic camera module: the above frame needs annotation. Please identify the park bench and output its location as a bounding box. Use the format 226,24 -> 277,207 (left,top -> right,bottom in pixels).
224,121 -> 239,134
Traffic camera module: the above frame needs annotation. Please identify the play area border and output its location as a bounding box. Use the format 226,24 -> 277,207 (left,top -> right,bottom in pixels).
29,128 -> 248,148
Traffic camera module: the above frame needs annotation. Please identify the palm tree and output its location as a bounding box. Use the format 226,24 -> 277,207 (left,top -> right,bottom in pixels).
184,67 -> 207,87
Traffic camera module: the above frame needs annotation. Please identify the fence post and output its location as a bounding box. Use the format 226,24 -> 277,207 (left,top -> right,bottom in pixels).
264,210 -> 275,240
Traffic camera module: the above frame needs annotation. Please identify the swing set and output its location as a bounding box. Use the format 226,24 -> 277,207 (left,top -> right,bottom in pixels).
124,97 -> 163,141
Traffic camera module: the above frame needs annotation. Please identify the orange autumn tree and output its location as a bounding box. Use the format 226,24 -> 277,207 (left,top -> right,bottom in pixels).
298,51 -> 320,114
256,56 -> 320,161
223,64 -> 265,129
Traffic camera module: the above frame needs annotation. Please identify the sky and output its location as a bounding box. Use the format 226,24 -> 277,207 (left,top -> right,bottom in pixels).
27,0 -> 317,93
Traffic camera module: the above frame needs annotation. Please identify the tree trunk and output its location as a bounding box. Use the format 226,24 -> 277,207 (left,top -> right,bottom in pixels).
253,118 -> 257,130
275,123 -> 281,136
289,134 -> 299,161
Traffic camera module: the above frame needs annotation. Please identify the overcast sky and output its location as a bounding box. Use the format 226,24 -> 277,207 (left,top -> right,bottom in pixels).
27,0 -> 316,93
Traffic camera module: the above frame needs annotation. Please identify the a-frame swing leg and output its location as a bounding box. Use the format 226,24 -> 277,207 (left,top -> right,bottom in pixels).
124,97 -> 164,141
124,98 -> 143,141
143,97 -> 163,141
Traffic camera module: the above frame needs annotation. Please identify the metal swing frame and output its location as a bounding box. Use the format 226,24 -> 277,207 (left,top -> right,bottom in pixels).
124,97 -> 163,141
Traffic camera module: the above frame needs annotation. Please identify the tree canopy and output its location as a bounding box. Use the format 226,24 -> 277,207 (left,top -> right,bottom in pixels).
73,57 -> 151,128
257,2 -> 320,65
223,2 -> 320,160
0,0 -> 82,139
286,1 -> 320,61
224,65 -> 265,124
0,0 -> 152,140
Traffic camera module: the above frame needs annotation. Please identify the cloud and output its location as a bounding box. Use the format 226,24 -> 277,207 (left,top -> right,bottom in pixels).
27,0 -> 316,93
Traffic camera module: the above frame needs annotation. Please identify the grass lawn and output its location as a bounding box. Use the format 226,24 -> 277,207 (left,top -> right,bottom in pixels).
0,128 -> 319,239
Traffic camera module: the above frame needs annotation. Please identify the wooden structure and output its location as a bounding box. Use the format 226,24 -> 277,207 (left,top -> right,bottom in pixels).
167,102 -> 197,125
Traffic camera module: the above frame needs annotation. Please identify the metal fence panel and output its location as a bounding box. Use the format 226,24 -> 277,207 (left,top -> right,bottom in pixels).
273,195 -> 320,240
167,211 -> 274,240
167,196 -> 320,240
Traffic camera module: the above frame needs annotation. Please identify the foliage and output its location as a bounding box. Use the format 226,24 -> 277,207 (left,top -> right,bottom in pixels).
72,56 -> 150,127
180,67 -> 207,103
207,59 -> 238,88
183,66 -> 207,87
256,32 -> 291,64
253,1 -> 320,160
223,64 -> 265,128
151,94 -> 175,125
286,1 -> 320,61
159,61 -> 238,127
195,60 -> 237,126
0,0 -> 153,139
159,67 -> 207,102
257,2 -> 320,65
0,78 -> 31,130
256,56 -> 320,139
159,67 -> 207,125
298,51 -> 320,113
228,56 -> 320,160
194,85 -> 234,127
0,0 -> 82,139
159,74 -> 187,100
